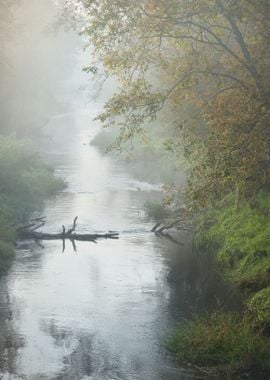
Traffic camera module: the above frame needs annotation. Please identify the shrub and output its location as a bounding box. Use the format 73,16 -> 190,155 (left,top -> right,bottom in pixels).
166,312 -> 270,371
248,287 -> 270,335
0,134 -> 65,272
144,200 -> 172,221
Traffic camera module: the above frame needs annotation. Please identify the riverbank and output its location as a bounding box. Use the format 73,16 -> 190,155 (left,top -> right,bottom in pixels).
92,126 -> 270,376
90,128 -> 186,186
167,192 -> 270,377
0,117 -> 202,379
0,134 -> 65,273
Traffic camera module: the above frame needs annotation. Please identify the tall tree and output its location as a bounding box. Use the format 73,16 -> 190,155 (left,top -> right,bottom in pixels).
79,0 -> 270,208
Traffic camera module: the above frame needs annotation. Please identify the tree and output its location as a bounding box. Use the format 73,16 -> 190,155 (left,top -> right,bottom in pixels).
79,0 -> 270,208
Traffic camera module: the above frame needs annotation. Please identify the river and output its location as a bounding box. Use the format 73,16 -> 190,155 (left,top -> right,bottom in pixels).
0,63 -> 238,379
0,102 -> 188,379
0,100 -> 235,379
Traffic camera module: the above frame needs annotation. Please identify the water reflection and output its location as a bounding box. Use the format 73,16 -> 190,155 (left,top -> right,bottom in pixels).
164,237 -> 242,321
0,108 -> 239,379
0,276 -> 24,377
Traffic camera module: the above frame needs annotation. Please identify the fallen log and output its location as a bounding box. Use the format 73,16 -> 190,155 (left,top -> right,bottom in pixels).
152,219 -> 194,234
151,219 -> 194,246
17,216 -> 119,244
17,215 -> 189,251
151,222 -> 162,232
18,231 -> 119,241
156,220 -> 179,233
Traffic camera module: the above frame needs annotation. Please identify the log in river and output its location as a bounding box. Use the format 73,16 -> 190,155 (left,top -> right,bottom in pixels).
16,216 -> 186,246
17,217 -> 119,242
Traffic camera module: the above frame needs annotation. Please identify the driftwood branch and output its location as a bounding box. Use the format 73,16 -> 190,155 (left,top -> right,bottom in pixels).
17,215 -> 191,251
17,217 -> 119,245
67,216 -> 78,234
30,221 -> 46,231
20,231 -> 120,241
151,222 -> 162,232
156,220 -> 179,233
152,219 -> 193,246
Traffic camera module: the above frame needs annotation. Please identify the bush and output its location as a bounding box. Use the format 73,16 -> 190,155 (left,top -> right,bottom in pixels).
248,287 -> 270,334
197,192 -> 270,291
166,312 -> 270,371
144,200 -> 172,221
177,192 -> 270,374
0,135 -> 65,222
0,134 -> 65,272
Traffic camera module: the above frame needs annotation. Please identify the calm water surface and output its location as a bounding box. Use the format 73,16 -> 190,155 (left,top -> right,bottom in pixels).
0,0 -> 238,380
0,106 -> 231,380
1,104 -> 196,380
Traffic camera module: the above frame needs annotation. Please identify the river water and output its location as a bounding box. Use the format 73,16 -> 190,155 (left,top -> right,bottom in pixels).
0,93 -> 235,379
0,103 -> 235,380
0,104 -> 188,379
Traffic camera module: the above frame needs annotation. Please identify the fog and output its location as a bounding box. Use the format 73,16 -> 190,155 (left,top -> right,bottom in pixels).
0,0 -> 266,378
0,0 -> 88,136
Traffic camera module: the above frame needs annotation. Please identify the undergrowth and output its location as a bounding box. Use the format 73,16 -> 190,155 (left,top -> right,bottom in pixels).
167,191 -> 270,375
166,312 -> 270,375
0,135 -> 65,272
144,200 -> 173,221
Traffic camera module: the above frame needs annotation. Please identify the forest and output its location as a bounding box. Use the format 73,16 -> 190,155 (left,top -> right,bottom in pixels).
0,0 -> 270,378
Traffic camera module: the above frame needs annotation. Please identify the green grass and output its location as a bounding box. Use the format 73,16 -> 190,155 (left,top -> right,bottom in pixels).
166,312 -> 270,372
167,191 -> 270,374
248,287 -> 270,334
235,251 -> 270,292
197,192 -> 270,291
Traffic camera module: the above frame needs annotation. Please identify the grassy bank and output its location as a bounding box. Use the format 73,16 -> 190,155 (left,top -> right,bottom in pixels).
166,312 -> 270,377
0,135 -> 65,273
167,192 -> 270,376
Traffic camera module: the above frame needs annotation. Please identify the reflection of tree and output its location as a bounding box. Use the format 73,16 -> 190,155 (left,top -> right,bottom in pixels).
0,278 -> 24,376
40,318 -> 125,380
165,235 -> 241,320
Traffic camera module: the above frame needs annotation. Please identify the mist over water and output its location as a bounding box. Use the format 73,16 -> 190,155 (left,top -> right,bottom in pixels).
0,1 -> 239,379
0,0 -> 92,136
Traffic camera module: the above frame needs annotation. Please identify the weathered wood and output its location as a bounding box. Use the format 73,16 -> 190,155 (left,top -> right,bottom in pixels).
151,222 -> 162,232
18,216 -> 190,249
152,219 -> 194,235
156,220 -> 179,233
67,216 -> 78,234
17,217 -> 119,243
18,230 -> 119,241
157,232 -> 183,246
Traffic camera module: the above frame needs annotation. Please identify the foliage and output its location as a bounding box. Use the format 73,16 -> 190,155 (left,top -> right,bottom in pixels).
91,127 -> 186,184
0,134 -> 65,272
197,192 -> 270,292
144,201 -> 172,221
248,287 -> 270,334
166,312 -> 270,372
207,200 -> 270,257
69,1 -> 270,372
0,135 -> 64,222
184,193 -> 270,370
78,0 -> 270,209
